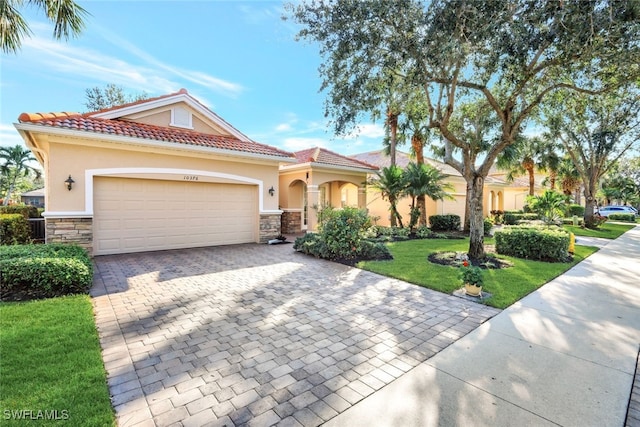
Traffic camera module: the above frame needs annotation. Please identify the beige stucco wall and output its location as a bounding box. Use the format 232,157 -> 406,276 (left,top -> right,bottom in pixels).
124,104 -> 229,135
42,136 -> 281,214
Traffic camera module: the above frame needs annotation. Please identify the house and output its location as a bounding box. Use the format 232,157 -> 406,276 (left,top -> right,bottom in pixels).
351,150 -> 544,227
278,147 -> 378,234
15,89 -> 296,255
15,89 -> 378,255
20,188 -> 45,208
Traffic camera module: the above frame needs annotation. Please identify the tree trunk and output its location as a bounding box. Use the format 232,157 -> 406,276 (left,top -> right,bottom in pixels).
387,108 -> 398,167
468,175 -> 485,259
411,133 -> 427,227
463,181 -> 472,232
583,173 -> 600,229
527,166 -> 535,196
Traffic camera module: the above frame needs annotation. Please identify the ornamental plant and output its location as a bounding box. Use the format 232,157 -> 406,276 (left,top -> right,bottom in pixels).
459,261 -> 484,287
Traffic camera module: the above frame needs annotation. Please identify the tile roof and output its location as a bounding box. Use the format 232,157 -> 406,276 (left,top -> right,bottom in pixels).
18,112 -> 295,160
351,150 -> 461,176
294,147 -> 378,170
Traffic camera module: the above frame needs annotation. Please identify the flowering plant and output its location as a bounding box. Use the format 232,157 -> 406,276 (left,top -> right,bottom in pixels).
459,261 -> 484,287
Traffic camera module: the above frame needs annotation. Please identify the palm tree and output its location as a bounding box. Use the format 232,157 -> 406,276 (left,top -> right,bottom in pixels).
1,0 -> 88,54
557,157 -> 582,198
403,162 -> 453,231
527,190 -> 567,225
368,165 -> 406,228
497,135 -> 547,196
0,145 -> 41,205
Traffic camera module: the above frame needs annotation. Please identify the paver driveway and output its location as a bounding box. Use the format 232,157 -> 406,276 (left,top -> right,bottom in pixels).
91,243 -> 499,427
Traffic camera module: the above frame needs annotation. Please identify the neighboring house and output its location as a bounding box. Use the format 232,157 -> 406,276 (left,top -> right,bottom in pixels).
279,147 -> 378,234
351,150 -> 545,227
20,188 -> 45,208
15,89 -> 296,255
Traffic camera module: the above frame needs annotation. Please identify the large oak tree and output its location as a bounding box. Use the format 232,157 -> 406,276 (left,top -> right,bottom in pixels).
287,0 -> 640,258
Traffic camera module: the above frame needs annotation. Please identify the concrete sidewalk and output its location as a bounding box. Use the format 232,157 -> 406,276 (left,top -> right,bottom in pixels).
327,225 -> 640,427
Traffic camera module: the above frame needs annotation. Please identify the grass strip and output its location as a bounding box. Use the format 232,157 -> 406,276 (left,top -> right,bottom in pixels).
0,295 -> 115,426
563,222 -> 635,239
357,238 -> 598,309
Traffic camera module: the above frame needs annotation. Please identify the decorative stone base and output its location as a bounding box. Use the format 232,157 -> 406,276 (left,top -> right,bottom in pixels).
259,213 -> 282,243
46,217 -> 93,254
281,211 -> 302,234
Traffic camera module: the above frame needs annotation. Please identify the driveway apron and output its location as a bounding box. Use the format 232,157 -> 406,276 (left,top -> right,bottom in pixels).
91,243 -> 499,427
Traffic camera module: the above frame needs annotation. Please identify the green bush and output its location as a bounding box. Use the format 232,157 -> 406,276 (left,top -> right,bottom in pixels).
415,226 -> 431,238
293,233 -> 329,258
429,214 -> 461,231
0,205 -> 40,218
357,240 -> 392,260
318,207 -> 371,259
484,218 -> 493,236
0,244 -> 93,301
567,204 -> 585,217
503,212 -> 540,225
494,225 -> 570,262
608,213 -> 636,222
0,214 -> 30,245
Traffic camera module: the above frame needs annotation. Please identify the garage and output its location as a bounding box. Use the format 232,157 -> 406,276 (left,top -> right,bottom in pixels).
93,177 -> 257,255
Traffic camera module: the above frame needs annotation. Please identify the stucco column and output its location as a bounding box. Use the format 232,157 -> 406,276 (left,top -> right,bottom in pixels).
307,185 -> 320,232
358,187 -> 367,211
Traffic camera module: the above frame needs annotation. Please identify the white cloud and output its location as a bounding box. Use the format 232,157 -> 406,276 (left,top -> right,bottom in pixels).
0,123 -> 24,148
19,25 -> 244,99
282,137 -> 328,151
344,123 -> 385,140
275,123 -> 292,132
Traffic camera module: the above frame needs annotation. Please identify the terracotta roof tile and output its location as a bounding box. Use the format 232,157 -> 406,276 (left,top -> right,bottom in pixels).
351,150 -> 460,176
18,113 -> 295,159
294,147 -> 378,170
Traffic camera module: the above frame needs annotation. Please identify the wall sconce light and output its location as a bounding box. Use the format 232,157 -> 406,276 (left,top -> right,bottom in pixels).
268,186 -> 275,197
65,175 -> 75,191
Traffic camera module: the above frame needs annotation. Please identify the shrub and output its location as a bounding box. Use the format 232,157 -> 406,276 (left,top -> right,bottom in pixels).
0,205 -> 40,219
415,226 -> 431,238
293,233 -> 329,258
483,218 -> 493,236
503,212 -> 540,225
357,240 -> 392,260
0,244 -> 93,301
494,225 -> 570,262
608,213 -> 636,222
567,204 -> 585,217
0,214 -> 30,245
429,214 -> 461,231
490,210 -> 504,224
318,207 -> 371,259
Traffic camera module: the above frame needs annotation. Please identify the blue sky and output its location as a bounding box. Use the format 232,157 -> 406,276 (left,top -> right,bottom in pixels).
0,1 -> 385,156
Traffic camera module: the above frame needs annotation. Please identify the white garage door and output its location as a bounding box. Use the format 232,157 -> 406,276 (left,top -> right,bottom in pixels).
93,177 -> 257,255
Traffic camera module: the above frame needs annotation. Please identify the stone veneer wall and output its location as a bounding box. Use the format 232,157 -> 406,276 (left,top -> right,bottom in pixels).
259,213 -> 281,243
281,211 -> 301,234
46,217 -> 93,254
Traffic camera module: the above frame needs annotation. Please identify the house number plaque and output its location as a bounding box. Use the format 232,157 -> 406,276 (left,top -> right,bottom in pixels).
183,175 -> 199,181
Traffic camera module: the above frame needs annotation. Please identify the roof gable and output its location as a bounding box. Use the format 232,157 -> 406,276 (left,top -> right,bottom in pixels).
88,88 -> 250,141
293,147 -> 378,171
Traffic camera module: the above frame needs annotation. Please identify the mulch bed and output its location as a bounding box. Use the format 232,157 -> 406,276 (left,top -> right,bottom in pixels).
427,246 -> 514,269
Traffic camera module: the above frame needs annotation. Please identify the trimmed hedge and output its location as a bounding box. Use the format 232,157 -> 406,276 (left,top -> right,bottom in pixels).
567,204 -> 585,217
494,225 -> 570,262
608,213 -> 636,222
503,212 -> 540,225
0,205 -> 40,218
0,214 -> 30,245
429,214 -> 461,231
0,244 -> 93,301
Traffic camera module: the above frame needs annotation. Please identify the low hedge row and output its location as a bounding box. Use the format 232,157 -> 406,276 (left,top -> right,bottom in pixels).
429,214 -> 461,231
494,225 -> 570,262
0,214 -> 30,245
0,244 -> 93,301
608,213 -> 636,222
0,205 -> 41,218
503,212 -> 540,225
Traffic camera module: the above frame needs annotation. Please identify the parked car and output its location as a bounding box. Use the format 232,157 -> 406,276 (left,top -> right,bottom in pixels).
596,205 -> 638,217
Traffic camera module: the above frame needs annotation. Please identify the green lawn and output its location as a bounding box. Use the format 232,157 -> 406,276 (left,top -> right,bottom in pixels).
0,295 -> 115,426
357,238 -> 598,309
564,222 -> 636,239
